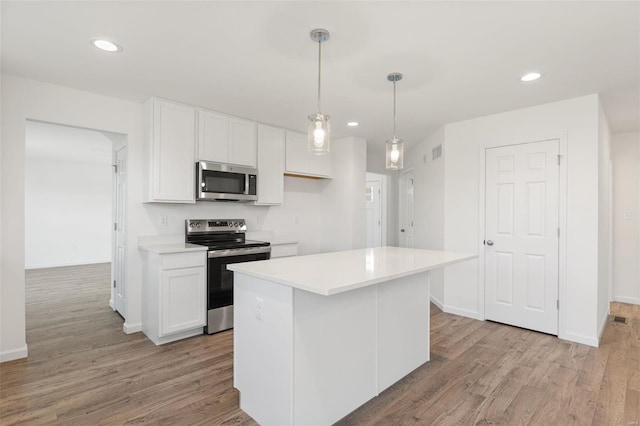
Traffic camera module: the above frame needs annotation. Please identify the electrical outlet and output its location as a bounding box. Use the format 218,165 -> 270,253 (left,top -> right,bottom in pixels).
255,297 -> 264,321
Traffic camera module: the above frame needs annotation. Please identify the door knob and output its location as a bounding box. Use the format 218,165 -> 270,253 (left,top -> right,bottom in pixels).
400,229 -> 405,232
486,240 -> 494,246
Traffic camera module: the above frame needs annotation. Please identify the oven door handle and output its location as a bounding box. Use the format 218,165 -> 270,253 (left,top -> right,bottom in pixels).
208,246 -> 271,258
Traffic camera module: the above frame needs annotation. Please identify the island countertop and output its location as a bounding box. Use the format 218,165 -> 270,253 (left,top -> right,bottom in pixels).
228,246 -> 476,296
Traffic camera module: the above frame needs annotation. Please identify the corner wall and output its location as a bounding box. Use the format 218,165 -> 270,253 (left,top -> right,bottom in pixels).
611,131 -> 640,304
597,102 -> 612,339
443,94 -> 602,346
404,127 -> 445,308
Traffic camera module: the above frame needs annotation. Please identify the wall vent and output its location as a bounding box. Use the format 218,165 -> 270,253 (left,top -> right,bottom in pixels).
432,144 -> 443,160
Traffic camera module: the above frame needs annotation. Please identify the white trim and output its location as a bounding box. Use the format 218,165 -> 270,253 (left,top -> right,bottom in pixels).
25,259 -> 111,270
0,345 -> 28,363
442,304 -> 482,321
613,295 -> 640,305
563,331 -> 599,348
430,295 -> 444,311
123,322 -> 142,334
598,305 -> 610,344
109,298 -> 115,310
477,134 -> 568,339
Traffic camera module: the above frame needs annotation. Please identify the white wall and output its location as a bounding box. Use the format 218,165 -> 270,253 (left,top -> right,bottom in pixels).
443,94 -> 603,346
25,124 -> 113,269
0,74 -> 367,361
597,102 -> 612,339
404,127 -> 445,308
611,131 -> 640,304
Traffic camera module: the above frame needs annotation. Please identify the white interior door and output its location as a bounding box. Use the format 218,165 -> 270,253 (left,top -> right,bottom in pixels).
366,180 -> 382,247
399,170 -> 415,248
113,146 -> 127,316
484,140 -> 559,335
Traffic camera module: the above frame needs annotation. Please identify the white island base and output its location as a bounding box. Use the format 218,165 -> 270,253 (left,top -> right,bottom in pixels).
230,247 -> 475,426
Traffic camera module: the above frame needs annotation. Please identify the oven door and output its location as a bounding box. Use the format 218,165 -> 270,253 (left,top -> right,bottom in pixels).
207,249 -> 270,311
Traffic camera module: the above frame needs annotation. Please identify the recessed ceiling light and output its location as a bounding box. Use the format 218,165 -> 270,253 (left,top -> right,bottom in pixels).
347,122 -> 359,127
521,72 -> 541,82
92,39 -> 122,52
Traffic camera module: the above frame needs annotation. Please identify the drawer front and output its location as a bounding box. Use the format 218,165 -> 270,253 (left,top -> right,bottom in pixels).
162,252 -> 206,269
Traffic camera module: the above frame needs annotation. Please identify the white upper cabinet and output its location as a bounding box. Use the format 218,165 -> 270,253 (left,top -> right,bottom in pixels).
144,98 -> 196,203
229,118 -> 258,168
198,109 -> 257,168
285,130 -> 331,178
198,110 -> 229,164
255,124 -> 285,205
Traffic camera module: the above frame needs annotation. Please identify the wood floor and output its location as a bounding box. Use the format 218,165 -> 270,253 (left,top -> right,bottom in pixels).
0,264 -> 638,425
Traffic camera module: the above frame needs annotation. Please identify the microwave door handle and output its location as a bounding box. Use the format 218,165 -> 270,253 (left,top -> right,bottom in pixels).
245,174 -> 250,195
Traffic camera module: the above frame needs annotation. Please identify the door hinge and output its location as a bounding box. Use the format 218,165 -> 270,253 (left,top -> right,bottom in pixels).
557,299 -> 559,310
112,164 -> 118,173
114,222 -> 118,231
113,280 -> 116,288
557,154 -> 562,166
557,227 -> 560,237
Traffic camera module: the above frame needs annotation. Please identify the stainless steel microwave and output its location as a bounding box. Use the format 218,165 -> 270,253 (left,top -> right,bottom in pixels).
196,161 -> 258,202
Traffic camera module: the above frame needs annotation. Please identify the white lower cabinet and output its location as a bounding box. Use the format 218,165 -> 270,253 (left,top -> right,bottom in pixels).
142,250 -> 206,345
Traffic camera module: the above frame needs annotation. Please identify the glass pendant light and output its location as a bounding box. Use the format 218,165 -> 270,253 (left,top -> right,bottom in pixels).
308,29 -> 330,155
386,72 -> 404,170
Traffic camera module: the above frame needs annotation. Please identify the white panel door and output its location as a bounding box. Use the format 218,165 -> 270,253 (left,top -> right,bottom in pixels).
399,170 -> 415,248
114,146 -> 127,316
366,180 -> 382,247
229,117 -> 257,167
160,267 -> 206,336
485,140 -> 559,335
198,109 -> 229,163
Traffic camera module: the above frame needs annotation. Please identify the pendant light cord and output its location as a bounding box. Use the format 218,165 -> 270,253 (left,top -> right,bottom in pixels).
317,40 -> 322,113
393,81 -> 397,139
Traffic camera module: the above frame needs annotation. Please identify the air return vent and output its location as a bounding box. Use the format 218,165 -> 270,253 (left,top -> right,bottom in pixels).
432,144 -> 442,160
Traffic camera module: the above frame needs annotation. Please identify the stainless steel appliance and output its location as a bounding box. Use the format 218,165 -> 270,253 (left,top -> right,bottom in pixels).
185,219 -> 270,334
196,161 -> 258,202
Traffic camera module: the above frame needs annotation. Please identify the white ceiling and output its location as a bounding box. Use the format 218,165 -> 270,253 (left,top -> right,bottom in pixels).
3,1 -> 639,158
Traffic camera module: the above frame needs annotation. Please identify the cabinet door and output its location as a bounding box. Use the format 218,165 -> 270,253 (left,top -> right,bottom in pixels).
152,100 -> 196,202
309,151 -> 331,177
160,267 -> 206,336
229,118 -> 257,167
256,125 -> 284,205
198,109 -> 229,163
285,131 -> 309,174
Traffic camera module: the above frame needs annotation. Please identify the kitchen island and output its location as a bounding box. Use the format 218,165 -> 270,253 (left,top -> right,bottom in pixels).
229,246 -> 476,426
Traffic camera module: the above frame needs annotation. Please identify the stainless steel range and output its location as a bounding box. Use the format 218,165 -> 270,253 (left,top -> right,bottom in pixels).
185,219 -> 271,334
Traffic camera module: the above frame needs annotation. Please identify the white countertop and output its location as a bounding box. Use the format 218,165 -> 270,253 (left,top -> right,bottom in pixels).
138,242 -> 208,254
228,246 -> 476,296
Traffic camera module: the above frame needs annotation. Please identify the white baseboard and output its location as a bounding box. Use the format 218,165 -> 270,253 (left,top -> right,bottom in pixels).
562,331 -> 599,347
613,295 -> 640,305
430,295 -> 444,311
26,259 -> 111,270
0,345 -> 28,363
123,322 -> 142,334
442,304 -> 482,321
598,308 -> 610,344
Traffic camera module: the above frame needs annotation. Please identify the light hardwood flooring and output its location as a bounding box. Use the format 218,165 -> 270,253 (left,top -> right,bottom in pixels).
0,263 -> 638,425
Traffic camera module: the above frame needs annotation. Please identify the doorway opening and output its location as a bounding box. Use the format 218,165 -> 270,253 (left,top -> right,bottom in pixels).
366,172 -> 388,247
24,120 -> 128,340
399,169 -> 415,248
